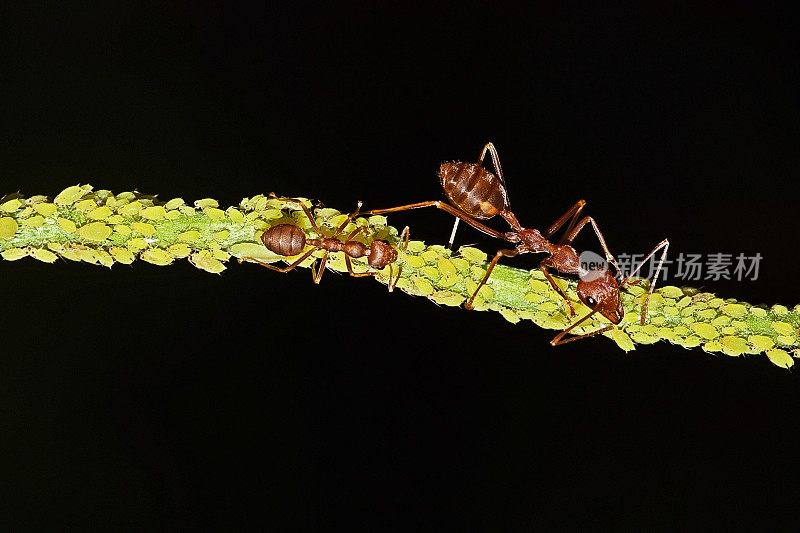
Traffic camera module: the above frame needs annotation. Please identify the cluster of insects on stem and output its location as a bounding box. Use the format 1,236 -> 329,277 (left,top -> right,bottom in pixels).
238,196 -> 409,290
363,142 -> 669,345
241,143 -> 668,346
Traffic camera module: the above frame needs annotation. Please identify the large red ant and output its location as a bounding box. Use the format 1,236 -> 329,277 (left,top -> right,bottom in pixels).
364,143 -> 669,345
240,197 -> 409,290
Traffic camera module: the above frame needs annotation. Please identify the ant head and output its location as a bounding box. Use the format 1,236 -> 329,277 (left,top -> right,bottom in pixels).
368,240 -> 398,269
576,269 -> 624,324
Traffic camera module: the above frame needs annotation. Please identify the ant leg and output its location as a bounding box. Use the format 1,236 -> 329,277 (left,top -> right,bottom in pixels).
388,226 -> 410,292
344,254 -> 375,278
269,196 -> 324,235
560,215 -> 621,276
540,260 -> 577,317
239,247 -> 318,274
385,227 -> 411,292
621,239 -> 670,325
311,250 -> 329,284
447,218 -> 460,250
465,248 -> 519,310
344,225 -> 366,241
478,142 -> 506,188
543,199 -> 587,243
365,201 -> 509,241
332,201 -> 364,238
341,225 -> 375,278
550,310 -> 615,346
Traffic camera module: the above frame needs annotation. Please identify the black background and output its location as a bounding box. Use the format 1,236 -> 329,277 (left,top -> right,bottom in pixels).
2,2 -> 800,530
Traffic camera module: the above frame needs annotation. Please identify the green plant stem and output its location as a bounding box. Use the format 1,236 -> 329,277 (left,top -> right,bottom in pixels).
1,185 -> 798,368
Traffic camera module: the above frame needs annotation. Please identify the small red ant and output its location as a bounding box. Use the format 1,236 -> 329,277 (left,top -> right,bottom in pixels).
364,143 -> 669,345
240,197 -> 409,290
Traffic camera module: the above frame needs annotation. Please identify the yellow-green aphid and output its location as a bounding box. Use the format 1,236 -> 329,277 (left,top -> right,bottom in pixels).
213,230 -> 230,242
21,215 -> 45,227
499,308 -> 520,324
411,275 -> 435,296
204,207 -> 226,221
88,206 -> 113,220
1,248 -> 28,261
178,230 -> 201,243
77,222 -> 113,242
0,217 -> 18,239
165,198 -> 185,210
109,247 -> 136,265
131,222 -> 157,236
167,243 -> 192,258
30,248 -> 59,263
459,246 -> 487,263
53,185 -> 91,205
140,206 -> 167,221
75,199 -> 99,212
690,322 -> 718,340
235,243 -> 284,264
720,336 -> 748,357
766,349 -> 794,369
190,250 -> 226,274
194,198 -> 219,209
403,254 -> 426,268
772,321 -> 794,337
141,248 -> 174,266
95,250 -> 114,268
429,291 -> 465,307
56,217 -> 77,233
0,198 -> 23,213
34,203 -> 58,217
226,207 -> 245,223
126,238 -> 149,252
118,201 -> 143,216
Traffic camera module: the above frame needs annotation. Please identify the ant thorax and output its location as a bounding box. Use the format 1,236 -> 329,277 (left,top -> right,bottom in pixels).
516,228 -> 549,252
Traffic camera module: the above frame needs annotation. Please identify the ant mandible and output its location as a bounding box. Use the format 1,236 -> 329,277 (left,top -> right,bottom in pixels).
364,143 -> 669,345
240,197 -> 409,291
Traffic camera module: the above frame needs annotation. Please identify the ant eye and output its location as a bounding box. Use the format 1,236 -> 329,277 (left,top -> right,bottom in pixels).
586,296 -> 597,307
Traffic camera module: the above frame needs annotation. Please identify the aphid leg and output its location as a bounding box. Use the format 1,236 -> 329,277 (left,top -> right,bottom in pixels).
620,239 -> 670,324
540,259 -> 577,317
550,310 -> 615,346
465,247 -> 518,310
239,247 -> 317,274
388,226 -> 410,292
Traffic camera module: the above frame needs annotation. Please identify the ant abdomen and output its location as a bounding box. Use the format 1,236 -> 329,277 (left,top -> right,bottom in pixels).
262,224 -> 306,256
439,161 -> 509,220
